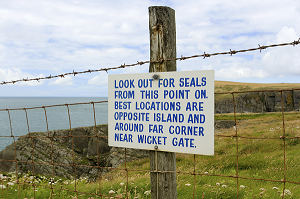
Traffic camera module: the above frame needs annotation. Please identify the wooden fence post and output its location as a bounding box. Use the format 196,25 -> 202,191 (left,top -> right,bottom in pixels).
148,6 -> 177,199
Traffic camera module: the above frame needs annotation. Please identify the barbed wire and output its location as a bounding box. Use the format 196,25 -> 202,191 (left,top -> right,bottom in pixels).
1,38 -> 299,85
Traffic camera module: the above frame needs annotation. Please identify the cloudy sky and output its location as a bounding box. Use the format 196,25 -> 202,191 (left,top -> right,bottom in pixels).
0,0 -> 299,97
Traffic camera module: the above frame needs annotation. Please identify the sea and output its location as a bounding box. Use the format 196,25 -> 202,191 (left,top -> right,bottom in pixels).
0,97 -> 108,151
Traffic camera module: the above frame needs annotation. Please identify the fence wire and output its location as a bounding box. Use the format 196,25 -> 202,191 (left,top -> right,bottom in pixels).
0,38 -> 299,86
0,89 -> 299,198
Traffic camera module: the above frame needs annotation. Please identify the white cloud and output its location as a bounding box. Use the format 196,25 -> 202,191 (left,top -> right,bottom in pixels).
215,64 -> 269,80
49,75 -> 73,85
0,0 -> 300,96
88,72 -> 108,86
275,26 -> 298,43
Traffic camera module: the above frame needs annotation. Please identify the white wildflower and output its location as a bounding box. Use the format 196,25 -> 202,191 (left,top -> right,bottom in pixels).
240,185 -> 246,188
272,187 -> 279,190
185,183 -> 191,186
216,183 -> 220,186
120,182 -> 125,186
284,189 -> 292,196
222,185 -> 228,188
7,182 -> 14,186
144,190 -> 151,195
0,185 -> 6,189
204,172 -> 208,174
109,190 -> 115,195
259,191 -> 265,196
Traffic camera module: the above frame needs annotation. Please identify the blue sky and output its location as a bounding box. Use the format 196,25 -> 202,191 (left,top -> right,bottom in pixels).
0,0 -> 299,96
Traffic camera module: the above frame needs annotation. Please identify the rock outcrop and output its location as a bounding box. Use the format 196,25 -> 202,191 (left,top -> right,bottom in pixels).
0,124 -> 148,180
215,90 -> 300,114
0,121 -> 235,179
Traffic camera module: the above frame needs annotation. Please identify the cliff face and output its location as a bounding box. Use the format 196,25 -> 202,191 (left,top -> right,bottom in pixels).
0,121 -> 235,180
0,124 -> 149,180
215,90 -> 300,114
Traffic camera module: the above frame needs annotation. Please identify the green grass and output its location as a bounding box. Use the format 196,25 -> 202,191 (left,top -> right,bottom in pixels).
214,81 -> 300,101
1,112 -> 300,198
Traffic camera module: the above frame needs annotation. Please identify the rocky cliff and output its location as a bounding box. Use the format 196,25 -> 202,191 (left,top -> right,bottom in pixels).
215,90 -> 300,114
0,121 -> 235,180
0,124 -> 149,180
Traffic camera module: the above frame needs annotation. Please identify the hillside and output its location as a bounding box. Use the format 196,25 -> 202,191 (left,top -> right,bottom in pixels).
215,81 -> 300,93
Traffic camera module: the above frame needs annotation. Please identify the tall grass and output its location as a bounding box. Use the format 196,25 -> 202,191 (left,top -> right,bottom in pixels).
1,112 -> 299,198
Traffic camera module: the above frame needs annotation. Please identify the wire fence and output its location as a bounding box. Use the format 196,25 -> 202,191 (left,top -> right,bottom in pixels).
0,40 -> 300,198
0,89 -> 299,198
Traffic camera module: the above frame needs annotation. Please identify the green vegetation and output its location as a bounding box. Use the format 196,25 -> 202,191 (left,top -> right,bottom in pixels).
214,81 -> 300,101
1,112 -> 300,198
215,111 -> 300,121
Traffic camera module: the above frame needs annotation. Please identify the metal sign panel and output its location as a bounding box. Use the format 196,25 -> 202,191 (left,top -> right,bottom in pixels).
108,70 -> 214,155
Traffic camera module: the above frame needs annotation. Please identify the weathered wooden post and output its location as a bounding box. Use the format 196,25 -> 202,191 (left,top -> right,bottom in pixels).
149,6 -> 177,199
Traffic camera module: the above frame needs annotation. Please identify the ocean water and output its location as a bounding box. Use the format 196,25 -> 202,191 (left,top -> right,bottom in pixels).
0,97 -> 108,151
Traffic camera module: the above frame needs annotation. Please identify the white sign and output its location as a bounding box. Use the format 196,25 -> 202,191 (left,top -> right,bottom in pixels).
108,70 -> 214,155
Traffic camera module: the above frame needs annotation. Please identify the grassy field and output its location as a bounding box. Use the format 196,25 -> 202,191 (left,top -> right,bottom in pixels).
1,111 -> 299,198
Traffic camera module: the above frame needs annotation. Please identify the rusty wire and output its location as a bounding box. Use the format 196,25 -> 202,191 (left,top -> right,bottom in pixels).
232,93 -> 239,198
280,91 -> 287,199
0,38 -> 299,86
24,108 -> 37,198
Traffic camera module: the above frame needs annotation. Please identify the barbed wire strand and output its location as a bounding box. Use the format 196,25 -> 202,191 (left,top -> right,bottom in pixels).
1,39 -> 299,86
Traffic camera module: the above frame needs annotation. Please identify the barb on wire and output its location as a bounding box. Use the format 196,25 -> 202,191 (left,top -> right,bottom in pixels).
1,38 -> 299,85
293,38 -> 300,46
258,44 -> 266,53
179,55 -> 187,61
230,49 -> 236,56
203,51 -> 210,59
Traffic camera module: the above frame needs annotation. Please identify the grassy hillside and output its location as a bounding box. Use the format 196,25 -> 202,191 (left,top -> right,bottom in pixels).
214,81 -> 300,101
215,81 -> 300,93
1,112 -> 299,198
